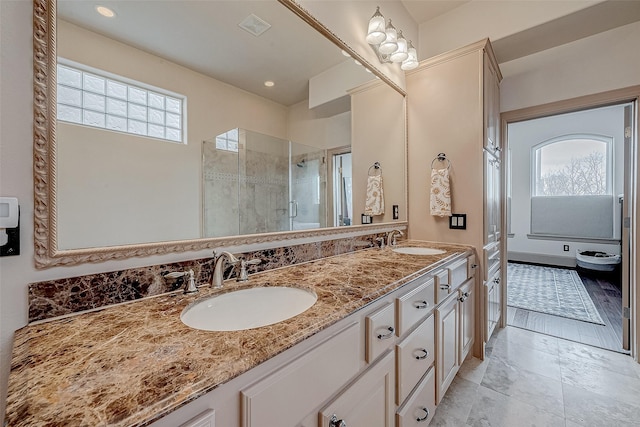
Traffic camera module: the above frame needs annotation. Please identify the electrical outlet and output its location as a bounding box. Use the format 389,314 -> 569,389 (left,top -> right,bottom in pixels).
563,245 -> 570,252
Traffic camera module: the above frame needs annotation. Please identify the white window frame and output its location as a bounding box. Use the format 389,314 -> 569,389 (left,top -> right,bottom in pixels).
530,133 -> 614,197
56,57 -> 187,144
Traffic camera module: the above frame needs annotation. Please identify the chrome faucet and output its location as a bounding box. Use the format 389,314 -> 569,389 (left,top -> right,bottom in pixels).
387,229 -> 404,247
211,251 -> 240,288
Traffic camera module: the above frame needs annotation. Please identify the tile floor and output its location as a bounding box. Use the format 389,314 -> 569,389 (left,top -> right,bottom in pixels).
430,326 -> 640,426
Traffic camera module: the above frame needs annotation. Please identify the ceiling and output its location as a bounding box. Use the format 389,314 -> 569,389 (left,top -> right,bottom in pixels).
57,0 -> 640,108
57,1 -> 357,107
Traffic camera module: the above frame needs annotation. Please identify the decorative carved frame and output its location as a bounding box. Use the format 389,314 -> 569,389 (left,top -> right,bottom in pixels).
33,0 -> 408,269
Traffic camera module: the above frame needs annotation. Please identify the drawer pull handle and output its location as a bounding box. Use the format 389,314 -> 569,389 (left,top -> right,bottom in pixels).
471,264 -> 478,269
377,326 -> 395,340
414,300 -> 429,309
330,414 -> 347,427
416,407 -> 430,422
440,284 -> 451,290
415,348 -> 429,360
458,292 -> 470,302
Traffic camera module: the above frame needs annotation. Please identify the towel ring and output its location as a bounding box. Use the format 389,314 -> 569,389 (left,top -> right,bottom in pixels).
430,153 -> 451,170
368,162 -> 382,176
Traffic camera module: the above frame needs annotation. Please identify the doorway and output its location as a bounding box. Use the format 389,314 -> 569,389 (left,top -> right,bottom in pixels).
503,100 -> 635,355
328,147 -> 353,227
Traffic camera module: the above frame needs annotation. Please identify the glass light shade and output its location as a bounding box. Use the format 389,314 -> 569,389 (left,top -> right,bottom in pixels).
378,20 -> 398,54
366,7 -> 386,45
390,31 -> 408,62
401,41 -> 418,71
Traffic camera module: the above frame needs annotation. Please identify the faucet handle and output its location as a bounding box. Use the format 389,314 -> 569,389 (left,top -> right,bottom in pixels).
237,258 -> 262,282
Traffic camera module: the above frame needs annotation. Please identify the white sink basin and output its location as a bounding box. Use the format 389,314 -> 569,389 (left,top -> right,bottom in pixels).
181,286 -> 317,332
392,247 -> 446,256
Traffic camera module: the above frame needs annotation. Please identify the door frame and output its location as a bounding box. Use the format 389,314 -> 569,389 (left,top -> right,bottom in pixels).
326,146 -> 352,227
500,85 -> 640,361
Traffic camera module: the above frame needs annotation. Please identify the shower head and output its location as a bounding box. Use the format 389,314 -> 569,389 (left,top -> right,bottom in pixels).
296,159 -> 305,168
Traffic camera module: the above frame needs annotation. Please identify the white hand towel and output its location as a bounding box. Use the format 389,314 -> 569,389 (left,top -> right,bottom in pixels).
364,175 -> 385,216
430,168 -> 451,217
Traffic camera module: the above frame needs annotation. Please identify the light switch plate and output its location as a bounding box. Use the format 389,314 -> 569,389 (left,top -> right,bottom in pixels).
449,213 -> 466,230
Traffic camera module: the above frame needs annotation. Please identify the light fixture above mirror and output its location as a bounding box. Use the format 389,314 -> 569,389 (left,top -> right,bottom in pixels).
366,6 -> 418,71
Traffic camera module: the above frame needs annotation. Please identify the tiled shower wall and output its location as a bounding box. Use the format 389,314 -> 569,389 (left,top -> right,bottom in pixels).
28,232 -> 386,323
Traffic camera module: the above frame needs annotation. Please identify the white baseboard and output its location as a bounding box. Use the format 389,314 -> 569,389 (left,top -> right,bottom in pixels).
507,251 -> 576,268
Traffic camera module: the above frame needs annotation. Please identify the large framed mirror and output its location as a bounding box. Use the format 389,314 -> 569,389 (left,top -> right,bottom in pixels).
33,0 -> 407,268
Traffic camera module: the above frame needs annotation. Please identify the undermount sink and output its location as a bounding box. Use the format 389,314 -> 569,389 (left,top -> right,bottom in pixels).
180,286 -> 317,332
392,247 -> 446,256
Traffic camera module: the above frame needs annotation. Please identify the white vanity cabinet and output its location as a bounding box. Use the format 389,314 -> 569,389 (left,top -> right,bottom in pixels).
149,253 -> 474,427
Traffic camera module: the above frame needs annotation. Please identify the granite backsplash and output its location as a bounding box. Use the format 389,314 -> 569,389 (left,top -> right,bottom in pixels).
28,233 -> 388,322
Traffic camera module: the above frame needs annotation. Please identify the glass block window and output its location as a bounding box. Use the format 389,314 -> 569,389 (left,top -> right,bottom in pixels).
215,128 -> 239,152
56,60 -> 186,143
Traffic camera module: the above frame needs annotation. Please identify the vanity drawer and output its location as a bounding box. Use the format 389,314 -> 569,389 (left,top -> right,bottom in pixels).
366,302 -> 396,363
395,278 -> 435,337
448,257 -> 469,290
396,314 -> 435,404
435,269 -> 450,304
467,254 -> 477,277
395,366 -> 436,427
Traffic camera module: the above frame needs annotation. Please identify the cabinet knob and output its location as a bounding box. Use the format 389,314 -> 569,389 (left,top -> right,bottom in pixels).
493,277 -> 500,284
416,407 -> 430,422
471,264 -> 478,269
376,326 -> 395,340
415,348 -> 429,360
330,414 -> 347,427
414,300 -> 429,309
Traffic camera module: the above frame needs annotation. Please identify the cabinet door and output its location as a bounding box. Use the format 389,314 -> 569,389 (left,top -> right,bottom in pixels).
436,294 -> 459,403
319,351 -> 395,427
458,279 -> 475,364
484,152 -> 500,245
242,323 -> 360,427
485,269 -> 501,340
483,54 -> 501,155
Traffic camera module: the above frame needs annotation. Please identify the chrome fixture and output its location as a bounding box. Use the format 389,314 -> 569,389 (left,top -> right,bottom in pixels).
376,236 -> 386,249
386,229 -> 404,247
366,6 -> 418,70
237,258 -> 262,282
211,251 -> 240,288
164,269 -> 198,294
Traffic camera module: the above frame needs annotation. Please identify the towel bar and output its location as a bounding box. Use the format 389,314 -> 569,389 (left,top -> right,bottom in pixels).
430,153 -> 451,170
368,162 -> 383,176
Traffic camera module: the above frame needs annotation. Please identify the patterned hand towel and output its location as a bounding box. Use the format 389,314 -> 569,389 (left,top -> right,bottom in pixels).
430,168 -> 451,217
364,175 -> 385,216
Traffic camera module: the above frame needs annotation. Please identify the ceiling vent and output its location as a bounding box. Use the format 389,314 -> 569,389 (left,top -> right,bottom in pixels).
238,14 -> 272,37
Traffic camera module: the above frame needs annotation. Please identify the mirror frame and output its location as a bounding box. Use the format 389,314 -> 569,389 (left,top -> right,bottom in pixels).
33,0 -> 408,268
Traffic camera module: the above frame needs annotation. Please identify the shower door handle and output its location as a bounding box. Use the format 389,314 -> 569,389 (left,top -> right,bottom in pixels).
289,201 -> 298,218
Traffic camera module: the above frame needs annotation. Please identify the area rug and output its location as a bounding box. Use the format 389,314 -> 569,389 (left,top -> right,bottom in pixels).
507,263 -> 605,325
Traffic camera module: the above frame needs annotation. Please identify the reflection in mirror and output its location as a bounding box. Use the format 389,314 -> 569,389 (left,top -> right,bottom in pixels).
33,0 -> 407,267
203,129 -> 327,237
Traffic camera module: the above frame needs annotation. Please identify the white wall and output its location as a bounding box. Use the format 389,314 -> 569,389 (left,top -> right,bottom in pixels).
500,20 -> 640,111
508,105 -> 626,264
418,0 -> 601,60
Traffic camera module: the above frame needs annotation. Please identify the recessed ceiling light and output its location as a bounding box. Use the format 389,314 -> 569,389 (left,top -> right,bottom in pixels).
96,6 -> 116,18
264,81 -> 275,87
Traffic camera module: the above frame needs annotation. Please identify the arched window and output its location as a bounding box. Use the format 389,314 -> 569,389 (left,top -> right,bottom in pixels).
532,134 -> 613,196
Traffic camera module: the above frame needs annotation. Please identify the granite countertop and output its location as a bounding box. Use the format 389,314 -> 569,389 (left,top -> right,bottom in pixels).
5,240 -> 470,427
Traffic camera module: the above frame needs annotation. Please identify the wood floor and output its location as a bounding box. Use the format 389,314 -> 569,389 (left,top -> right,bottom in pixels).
507,266 -> 628,354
